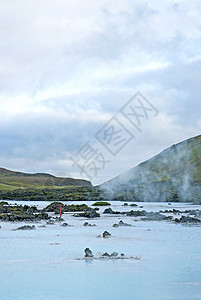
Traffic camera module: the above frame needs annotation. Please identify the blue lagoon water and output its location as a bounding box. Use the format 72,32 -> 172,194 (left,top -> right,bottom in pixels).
0,201 -> 201,299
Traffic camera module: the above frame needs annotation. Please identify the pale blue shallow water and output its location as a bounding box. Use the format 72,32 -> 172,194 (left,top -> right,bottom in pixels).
0,201 -> 201,300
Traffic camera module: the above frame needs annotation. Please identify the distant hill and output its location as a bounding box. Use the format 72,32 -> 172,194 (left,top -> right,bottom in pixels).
99,135 -> 201,203
0,168 -> 92,190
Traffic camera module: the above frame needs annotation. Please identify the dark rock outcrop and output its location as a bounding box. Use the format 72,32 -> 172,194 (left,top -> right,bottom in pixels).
103,208 -> 121,214
103,231 -> 111,238
84,248 -> 93,257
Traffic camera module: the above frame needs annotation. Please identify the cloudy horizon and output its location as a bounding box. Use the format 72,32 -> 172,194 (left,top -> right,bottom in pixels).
0,0 -> 201,185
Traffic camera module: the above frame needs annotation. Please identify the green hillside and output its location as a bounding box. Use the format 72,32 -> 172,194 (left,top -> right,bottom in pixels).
0,168 -> 92,190
100,135 -> 201,203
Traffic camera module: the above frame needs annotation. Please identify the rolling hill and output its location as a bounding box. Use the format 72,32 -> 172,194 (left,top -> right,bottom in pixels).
99,135 -> 201,203
0,167 -> 92,190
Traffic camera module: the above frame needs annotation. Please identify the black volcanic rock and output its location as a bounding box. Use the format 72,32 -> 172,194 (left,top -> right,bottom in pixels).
103,231 -> 111,238
84,248 -> 93,257
103,208 -> 121,214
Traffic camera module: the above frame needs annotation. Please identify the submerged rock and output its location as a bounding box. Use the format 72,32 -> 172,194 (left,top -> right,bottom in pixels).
54,217 -> 64,222
119,220 -> 132,226
83,222 -> 96,226
84,248 -> 93,257
61,222 -> 69,227
135,211 -> 170,221
46,220 -> 55,225
74,210 -> 100,218
126,210 -> 146,217
113,220 -> 132,227
13,225 -> 35,231
111,252 -> 118,257
174,216 -> 201,224
102,252 -> 110,257
160,209 -> 180,214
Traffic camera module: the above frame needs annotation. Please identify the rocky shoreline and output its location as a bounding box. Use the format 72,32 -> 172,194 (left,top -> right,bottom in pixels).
1,201 -> 201,225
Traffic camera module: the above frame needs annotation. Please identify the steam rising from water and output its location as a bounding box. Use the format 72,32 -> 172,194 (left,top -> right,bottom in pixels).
99,135 -> 201,204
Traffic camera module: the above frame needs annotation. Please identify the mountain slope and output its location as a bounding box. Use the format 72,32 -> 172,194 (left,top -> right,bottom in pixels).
100,135 -> 201,203
0,168 -> 92,190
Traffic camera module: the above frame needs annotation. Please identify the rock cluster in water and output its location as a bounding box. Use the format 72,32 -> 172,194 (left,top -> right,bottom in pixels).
1,200 -> 201,228
0,201 -> 49,222
83,248 -> 140,260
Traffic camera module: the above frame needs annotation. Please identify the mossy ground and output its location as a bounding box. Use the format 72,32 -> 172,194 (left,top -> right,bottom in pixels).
0,186 -> 104,202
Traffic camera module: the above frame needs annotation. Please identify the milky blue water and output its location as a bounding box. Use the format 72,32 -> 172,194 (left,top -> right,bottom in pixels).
0,201 -> 201,300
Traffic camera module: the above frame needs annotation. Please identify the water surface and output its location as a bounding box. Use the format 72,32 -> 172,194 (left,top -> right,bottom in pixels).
0,201 -> 201,299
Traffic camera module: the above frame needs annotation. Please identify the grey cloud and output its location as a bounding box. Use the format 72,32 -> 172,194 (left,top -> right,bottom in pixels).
0,0 -> 200,183
0,111 -> 102,160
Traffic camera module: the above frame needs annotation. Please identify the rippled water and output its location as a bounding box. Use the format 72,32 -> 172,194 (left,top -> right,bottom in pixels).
0,201 -> 201,300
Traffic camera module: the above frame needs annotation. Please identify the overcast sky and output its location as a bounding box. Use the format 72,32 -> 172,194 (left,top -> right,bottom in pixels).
0,0 -> 201,185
